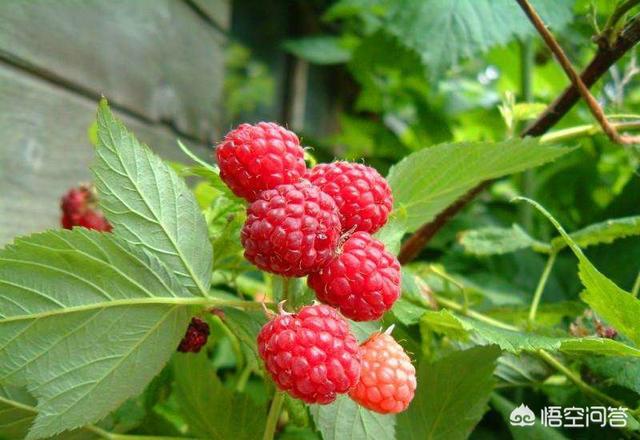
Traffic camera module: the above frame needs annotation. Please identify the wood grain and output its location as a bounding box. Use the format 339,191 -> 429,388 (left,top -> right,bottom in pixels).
0,0 -> 226,141
0,64 -> 211,245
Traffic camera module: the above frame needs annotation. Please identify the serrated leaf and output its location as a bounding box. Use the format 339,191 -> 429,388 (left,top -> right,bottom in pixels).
0,230 -> 195,439
310,394 -> 395,440
459,224 -> 550,255
384,0 -> 573,75
551,216 -> 640,251
421,310 -> 640,357
387,139 -> 574,232
586,357 -> 640,394
221,308 -> 267,365
396,345 -> 500,440
93,99 -> 212,294
173,353 -> 265,440
374,206 -> 408,255
0,386 -> 97,440
283,36 -> 352,64
517,198 -> 640,347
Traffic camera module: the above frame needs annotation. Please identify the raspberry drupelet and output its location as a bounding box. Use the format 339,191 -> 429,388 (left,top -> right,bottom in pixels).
306,162 -> 393,234
216,122 -> 307,201
308,232 -> 401,321
257,304 -> 361,404
349,330 -> 416,414
241,181 -> 341,277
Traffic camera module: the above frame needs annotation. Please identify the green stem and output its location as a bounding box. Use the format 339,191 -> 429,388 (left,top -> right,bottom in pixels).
540,120 -> 640,144
435,295 -> 520,332
528,252 -> 557,324
263,391 -> 285,440
282,277 -> 291,303
632,271 -> 640,298
236,364 -> 253,392
538,349 -> 628,409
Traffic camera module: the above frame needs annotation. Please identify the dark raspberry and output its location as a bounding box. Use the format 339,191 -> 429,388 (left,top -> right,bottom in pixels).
349,331 -> 416,414
308,232 -> 400,321
216,122 -> 306,201
178,317 -> 210,353
306,162 -> 393,233
241,182 -> 341,277
60,185 -> 112,232
257,304 -> 361,404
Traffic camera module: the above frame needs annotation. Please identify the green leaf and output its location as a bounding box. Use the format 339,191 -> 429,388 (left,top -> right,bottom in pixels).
387,139 -> 574,232
0,386 -> 96,440
392,298 -> 427,326
310,394 -> 395,440
491,393 -> 568,440
283,36 -> 352,64
221,308 -> 268,365
173,353 -> 265,440
586,356 -> 640,394
93,99 -> 212,294
458,224 -> 550,255
374,206 -> 408,255
384,0 -> 574,75
421,310 -> 640,357
0,230 -> 195,439
551,215 -> 640,251
396,345 -> 500,440
516,197 -> 640,347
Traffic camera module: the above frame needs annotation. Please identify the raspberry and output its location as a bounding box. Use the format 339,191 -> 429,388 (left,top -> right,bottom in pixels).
216,122 -> 306,201
349,331 -> 416,414
241,182 -> 341,277
60,185 -> 112,232
306,162 -> 393,233
257,304 -> 361,404
178,317 -> 210,353
308,232 -> 400,321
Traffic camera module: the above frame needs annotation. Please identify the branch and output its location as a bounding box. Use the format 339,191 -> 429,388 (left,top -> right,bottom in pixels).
516,0 -> 637,144
398,14 -> 640,264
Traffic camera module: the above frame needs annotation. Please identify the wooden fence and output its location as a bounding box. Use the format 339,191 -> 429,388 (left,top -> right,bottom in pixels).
0,0 -> 229,244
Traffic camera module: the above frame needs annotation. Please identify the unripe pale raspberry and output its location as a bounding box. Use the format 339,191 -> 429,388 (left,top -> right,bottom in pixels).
178,317 -> 210,353
216,122 -> 306,201
241,182 -> 341,277
306,162 -> 392,233
349,332 -> 416,414
308,232 -> 400,321
257,304 -> 361,404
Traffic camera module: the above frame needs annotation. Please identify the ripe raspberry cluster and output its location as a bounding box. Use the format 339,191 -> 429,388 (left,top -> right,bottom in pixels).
216,122 -> 414,412
60,185 -> 112,232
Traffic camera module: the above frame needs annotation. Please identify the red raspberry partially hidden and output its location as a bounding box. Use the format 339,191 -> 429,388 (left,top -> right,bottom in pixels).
308,232 -> 401,321
241,182 -> 341,277
216,122 -> 306,201
257,304 -> 361,404
178,317 -> 210,353
349,331 -> 416,414
60,185 -> 112,232
306,162 -> 393,234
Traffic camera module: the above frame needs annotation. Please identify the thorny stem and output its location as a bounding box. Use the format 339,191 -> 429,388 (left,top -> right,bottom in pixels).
263,391 -> 285,440
515,0 -> 637,145
528,252 -> 557,324
434,295 -> 520,332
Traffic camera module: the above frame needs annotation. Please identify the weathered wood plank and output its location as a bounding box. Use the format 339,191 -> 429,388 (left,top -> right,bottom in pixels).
0,64 -> 212,246
0,0 -> 225,141
190,0 -> 231,31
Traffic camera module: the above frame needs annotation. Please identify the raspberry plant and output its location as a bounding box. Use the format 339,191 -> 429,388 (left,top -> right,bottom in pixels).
2,3 -> 640,437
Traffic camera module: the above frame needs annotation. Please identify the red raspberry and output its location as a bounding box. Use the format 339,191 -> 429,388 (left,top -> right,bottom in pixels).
60,185 -> 112,232
349,331 -> 416,414
241,182 -> 341,277
216,122 -> 306,201
257,304 -> 361,404
306,162 -> 393,233
178,317 -> 210,353
308,232 -> 400,321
